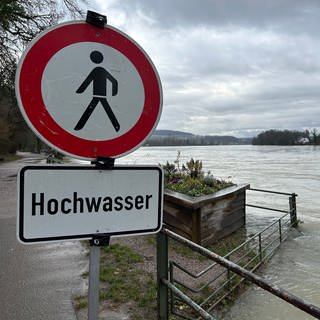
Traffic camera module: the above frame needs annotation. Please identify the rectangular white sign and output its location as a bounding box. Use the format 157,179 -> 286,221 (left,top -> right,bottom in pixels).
18,165 -> 163,243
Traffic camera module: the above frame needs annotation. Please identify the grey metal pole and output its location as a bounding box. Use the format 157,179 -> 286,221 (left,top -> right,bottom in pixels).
163,279 -> 216,320
87,235 -> 110,320
157,232 -> 169,320
88,243 -> 101,320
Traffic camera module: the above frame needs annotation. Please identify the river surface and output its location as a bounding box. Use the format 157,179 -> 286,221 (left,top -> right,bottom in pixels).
114,145 -> 320,319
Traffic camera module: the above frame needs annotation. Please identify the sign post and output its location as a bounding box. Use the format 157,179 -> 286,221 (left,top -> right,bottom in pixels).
15,10 -> 163,320
88,236 -> 104,320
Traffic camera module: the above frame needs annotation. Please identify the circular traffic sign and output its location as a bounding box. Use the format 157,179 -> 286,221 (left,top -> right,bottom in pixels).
15,21 -> 162,160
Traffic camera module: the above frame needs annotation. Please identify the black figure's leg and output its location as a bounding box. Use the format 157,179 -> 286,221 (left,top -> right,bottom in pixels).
100,99 -> 120,132
74,97 -> 99,130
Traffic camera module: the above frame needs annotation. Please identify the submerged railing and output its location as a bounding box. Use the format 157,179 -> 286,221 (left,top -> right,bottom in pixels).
157,189 -> 320,319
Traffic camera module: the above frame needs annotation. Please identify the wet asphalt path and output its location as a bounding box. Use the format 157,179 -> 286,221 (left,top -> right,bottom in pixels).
0,154 -> 87,320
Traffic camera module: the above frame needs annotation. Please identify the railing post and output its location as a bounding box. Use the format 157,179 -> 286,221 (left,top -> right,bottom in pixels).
157,231 -> 169,320
279,220 -> 282,242
226,255 -> 231,290
258,234 -> 263,261
169,262 -> 175,315
289,193 -> 298,227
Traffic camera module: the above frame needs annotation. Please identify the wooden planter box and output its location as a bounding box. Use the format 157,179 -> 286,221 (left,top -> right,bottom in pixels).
163,184 -> 250,246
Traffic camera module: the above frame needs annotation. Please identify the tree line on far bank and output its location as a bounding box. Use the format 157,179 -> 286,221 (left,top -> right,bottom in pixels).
252,129 -> 320,145
145,129 -> 320,147
145,133 -> 252,146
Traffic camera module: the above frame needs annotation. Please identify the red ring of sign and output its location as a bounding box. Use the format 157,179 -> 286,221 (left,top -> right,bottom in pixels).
17,22 -> 162,159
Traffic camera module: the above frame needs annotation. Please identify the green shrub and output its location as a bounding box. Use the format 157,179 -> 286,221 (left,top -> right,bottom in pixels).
161,153 -> 233,197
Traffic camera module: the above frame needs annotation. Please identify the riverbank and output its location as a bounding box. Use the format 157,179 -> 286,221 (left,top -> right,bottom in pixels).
74,227 -> 251,320
115,145 -> 320,318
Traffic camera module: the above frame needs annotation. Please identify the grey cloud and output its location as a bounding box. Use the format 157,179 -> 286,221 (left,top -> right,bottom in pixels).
94,0 -> 320,137
110,0 -> 320,34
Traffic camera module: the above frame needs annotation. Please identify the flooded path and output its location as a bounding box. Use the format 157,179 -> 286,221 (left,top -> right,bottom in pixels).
223,223 -> 320,319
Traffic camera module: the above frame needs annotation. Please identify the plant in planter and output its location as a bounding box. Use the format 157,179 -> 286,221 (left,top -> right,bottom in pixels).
161,153 -> 249,246
163,156 -> 233,197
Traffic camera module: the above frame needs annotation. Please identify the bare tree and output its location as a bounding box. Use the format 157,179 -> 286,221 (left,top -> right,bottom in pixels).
0,0 -> 85,154
0,0 -> 85,87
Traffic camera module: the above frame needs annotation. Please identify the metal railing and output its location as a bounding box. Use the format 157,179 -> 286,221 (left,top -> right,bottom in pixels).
156,189 -> 320,320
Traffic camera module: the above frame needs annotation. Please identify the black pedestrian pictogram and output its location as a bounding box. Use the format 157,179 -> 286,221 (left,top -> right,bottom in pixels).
74,50 -> 120,131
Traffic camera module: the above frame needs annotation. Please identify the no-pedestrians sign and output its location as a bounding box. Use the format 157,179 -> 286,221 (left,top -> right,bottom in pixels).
17,166 -> 163,243
15,21 -> 162,160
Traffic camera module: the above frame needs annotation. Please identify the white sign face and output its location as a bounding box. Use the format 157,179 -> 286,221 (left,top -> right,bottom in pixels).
18,166 -> 163,243
42,42 -> 145,141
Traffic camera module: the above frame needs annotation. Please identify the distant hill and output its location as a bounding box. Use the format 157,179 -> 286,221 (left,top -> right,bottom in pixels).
146,130 -> 252,146
152,130 -> 195,138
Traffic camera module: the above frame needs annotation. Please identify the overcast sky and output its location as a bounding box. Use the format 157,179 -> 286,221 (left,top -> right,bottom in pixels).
90,0 -> 320,137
